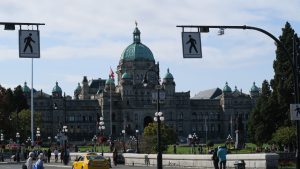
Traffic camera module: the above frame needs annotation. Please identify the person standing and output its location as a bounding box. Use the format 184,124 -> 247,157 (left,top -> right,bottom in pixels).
217,146 -> 227,169
25,152 -> 34,169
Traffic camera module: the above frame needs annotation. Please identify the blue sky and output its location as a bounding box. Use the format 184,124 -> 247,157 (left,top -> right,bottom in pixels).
0,0 -> 299,97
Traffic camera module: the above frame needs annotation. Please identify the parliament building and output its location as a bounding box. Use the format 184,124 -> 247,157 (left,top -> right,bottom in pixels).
22,26 -> 260,144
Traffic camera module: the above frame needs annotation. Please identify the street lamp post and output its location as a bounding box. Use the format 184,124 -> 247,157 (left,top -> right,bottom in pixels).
36,128 -> 40,148
226,134 -> 233,150
16,132 -> 20,162
48,136 -> 51,148
26,137 -> 31,151
92,135 -> 97,152
122,129 -> 126,153
188,133 -> 197,154
1,132 -> 4,162
142,63 -> 164,169
62,125 -> 68,165
136,130 -> 139,153
99,117 -> 105,156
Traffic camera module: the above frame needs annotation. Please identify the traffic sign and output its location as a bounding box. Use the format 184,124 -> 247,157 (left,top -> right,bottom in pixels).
19,30 -> 40,58
290,104 -> 300,120
181,32 -> 202,58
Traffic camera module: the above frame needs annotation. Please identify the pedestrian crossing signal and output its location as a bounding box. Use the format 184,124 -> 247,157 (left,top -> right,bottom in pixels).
19,30 -> 40,58
181,32 -> 202,58
290,104 -> 300,120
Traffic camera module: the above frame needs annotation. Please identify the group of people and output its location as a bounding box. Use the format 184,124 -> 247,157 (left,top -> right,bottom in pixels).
23,152 -> 44,169
212,146 -> 228,169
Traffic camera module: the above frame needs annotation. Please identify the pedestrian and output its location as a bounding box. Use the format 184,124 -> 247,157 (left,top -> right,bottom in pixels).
24,152 -> 34,169
144,154 -> 150,166
60,149 -> 64,163
217,146 -> 227,169
33,153 -> 44,169
211,147 -> 219,169
112,148 -> 118,166
173,144 -> 177,154
47,148 -> 51,163
54,148 -> 59,162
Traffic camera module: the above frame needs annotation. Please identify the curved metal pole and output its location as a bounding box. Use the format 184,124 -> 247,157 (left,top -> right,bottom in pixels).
177,24 -> 299,169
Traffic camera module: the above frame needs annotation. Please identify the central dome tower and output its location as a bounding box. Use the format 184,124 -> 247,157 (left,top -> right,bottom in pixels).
120,26 -> 155,61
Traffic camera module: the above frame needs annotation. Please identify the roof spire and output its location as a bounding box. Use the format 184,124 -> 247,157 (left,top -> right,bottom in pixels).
133,22 -> 141,43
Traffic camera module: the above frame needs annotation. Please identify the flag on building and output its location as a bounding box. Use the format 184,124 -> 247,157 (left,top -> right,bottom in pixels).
109,67 -> 115,80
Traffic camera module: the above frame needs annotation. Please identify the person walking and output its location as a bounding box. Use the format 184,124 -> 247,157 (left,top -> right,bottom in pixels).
33,153 -> 44,169
54,148 -> 58,162
212,147 -> 219,169
217,146 -> 227,169
112,148 -> 118,166
47,148 -> 51,163
25,152 -> 34,169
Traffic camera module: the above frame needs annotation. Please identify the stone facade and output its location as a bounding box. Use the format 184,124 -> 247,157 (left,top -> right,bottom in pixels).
22,26 -> 260,143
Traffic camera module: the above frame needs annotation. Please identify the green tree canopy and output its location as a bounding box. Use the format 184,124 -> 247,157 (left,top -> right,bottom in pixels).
142,122 -> 177,153
271,126 -> 296,151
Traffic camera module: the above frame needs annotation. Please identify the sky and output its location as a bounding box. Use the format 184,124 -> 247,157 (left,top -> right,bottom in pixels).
0,0 -> 299,97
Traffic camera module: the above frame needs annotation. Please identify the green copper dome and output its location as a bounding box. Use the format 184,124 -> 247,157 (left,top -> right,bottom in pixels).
22,82 -> 31,93
164,68 -> 174,79
74,83 -> 81,93
52,82 -> 62,93
122,72 -> 130,79
223,82 -> 232,92
250,82 -> 259,92
105,77 -> 115,85
120,26 -> 154,61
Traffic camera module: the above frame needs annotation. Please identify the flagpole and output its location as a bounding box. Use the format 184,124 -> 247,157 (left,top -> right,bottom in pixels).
110,80 -> 112,138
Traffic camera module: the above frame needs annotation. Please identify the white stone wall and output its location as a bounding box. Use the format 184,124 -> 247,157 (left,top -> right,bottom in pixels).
64,152 -> 278,169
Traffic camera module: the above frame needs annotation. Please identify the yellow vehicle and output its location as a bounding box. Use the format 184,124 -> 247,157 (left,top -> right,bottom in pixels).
72,153 -> 110,169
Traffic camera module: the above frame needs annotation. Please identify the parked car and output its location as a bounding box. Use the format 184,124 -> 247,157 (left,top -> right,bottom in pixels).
72,153 -> 110,169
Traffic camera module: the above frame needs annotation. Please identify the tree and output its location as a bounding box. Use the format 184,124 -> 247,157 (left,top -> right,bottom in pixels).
270,22 -> 299,127
248,23 -> 300,146
141,122 -> 177,153
0,84 -> 29,140
11,109 -> 42,142
248,80 -> 273,145
271,126 -> 296,152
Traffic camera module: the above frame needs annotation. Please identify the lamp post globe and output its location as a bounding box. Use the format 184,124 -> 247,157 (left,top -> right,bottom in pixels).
62,125 -> 68,165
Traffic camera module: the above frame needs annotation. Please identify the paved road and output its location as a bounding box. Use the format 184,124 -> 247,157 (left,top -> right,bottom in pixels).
0,162 -> 157,169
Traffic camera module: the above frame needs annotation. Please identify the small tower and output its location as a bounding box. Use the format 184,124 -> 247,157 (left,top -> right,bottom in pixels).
52,82 -> 62,98
74,83 -> 81,100
22,82 -> 31,98
162,68 -> 175,95
120,71 -> 133,99
105,76 -> 116,92
223,82 -> 232,96
81,76 -> 89,99
250,82 -> 260,98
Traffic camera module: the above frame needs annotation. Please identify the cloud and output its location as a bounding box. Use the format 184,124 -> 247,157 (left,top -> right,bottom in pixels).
0,0 -> 299,96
